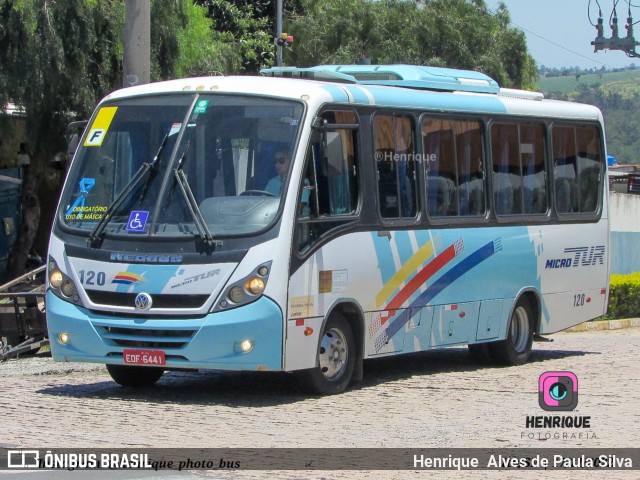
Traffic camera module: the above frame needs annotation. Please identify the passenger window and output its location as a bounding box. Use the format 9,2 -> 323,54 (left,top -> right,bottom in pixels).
422,117 -> 486,217
374,115 -> 417,219
295,110 -> 359,252
552,124 -> 602,214
492,122 -> 547,216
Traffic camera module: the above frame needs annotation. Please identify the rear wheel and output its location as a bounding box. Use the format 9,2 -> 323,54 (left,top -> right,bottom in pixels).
298,313 -> 355,395
467,342 -> 493,363
106,364 -> 164,387
490,299 -> 534,366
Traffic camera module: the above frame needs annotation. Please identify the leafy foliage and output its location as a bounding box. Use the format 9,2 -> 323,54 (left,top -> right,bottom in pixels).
545,77 -> 640,165
0,0 -> 227,277
286,0 -> 537,88
607,273 -> 640,318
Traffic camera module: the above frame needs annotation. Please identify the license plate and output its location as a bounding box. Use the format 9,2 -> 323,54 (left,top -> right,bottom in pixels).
123,349 -> 166,366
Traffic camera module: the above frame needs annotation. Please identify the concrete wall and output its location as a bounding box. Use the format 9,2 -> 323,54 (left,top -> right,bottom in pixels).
610,192 -> 640,274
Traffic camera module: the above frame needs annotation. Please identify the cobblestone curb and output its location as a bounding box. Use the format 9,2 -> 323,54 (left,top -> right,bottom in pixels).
565,317 -> 640,332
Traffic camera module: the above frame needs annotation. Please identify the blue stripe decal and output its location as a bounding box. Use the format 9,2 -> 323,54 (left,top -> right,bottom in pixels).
415,230 -> 430,249
384,239 -> 500,339
342,85 -> 373,105
320,85 -> 350,103
366,87 -> 508,114
371,232 -> 397,285
394,231 -> 414,266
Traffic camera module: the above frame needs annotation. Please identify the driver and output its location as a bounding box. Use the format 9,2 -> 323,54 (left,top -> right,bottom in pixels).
265,149 -> 290,195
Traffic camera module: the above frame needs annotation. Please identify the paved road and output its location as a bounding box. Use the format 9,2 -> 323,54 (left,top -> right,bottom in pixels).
0,328 -> 638,479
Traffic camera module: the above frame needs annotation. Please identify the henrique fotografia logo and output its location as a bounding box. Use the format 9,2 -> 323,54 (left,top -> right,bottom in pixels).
522,371 -> 594,440
539,371 -> 579,411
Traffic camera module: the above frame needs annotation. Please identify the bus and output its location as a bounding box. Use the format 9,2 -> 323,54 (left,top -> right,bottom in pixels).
46,64 -> 609,394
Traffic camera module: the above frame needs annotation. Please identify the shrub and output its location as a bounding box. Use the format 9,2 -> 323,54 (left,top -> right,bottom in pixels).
606,273 -> 640,319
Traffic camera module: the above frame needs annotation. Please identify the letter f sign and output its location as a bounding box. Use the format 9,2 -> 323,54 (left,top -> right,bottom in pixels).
84,129 -> 106,146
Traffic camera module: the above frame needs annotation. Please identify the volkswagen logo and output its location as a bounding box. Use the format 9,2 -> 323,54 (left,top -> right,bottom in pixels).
134,293 -> 153,311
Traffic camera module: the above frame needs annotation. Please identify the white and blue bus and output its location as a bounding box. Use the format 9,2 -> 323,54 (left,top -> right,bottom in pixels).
47,65 -> 609,394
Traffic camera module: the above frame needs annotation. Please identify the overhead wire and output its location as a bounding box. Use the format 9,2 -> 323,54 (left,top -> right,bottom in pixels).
489,3 -> 618,69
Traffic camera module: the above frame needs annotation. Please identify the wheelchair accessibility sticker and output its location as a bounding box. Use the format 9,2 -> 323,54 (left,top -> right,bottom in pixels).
126,211 -> 149,233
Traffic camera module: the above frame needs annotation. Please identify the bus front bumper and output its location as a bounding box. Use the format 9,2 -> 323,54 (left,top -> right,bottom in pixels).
46,292 -> 283,371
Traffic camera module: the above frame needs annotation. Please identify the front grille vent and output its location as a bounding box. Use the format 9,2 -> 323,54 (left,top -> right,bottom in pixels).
99,325 -> 197,349
86,290 -> 209,309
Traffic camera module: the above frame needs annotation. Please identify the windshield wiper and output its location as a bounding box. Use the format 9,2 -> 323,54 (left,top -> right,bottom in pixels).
169,142 -> 217,248
163,141 -> 190,209
88,133 -> 169,246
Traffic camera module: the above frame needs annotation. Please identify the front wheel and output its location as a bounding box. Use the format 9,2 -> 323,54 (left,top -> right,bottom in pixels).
490,299 -> 535,366
298,313 -> 355,395
106,364 -> 164,387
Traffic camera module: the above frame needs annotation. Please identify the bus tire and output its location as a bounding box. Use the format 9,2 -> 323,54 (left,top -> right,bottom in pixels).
106,364 -> 164,387
467,343 -> 493,364
299,313 -> 355,395
490,299 -> 534,366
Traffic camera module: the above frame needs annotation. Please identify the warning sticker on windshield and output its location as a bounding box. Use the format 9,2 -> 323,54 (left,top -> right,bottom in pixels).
193,99 -> 210,114
169,122 -> 182,136
84,106 -> 118,147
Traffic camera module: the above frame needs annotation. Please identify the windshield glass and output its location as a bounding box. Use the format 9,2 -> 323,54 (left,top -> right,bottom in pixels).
60,93 -> 304,238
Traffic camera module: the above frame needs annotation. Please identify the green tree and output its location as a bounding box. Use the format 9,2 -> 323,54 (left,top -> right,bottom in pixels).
0,0 -> 226,279
193,0 -> 303,73
0,0 -> 124,280
286,0 -> 537,89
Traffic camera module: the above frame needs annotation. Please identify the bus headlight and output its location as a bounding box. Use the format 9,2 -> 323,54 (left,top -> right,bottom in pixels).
215,262 -> 272,312
235,339 -> 254,353
60,280 -> 76,298
50,270 -> 64,288
245,277 -> 265,295
48,256 -> 84,307
228,286 -> 245,303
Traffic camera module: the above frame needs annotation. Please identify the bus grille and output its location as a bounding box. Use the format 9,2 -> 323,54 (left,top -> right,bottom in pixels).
98,326 -> 197,349
86,290 -> 210,309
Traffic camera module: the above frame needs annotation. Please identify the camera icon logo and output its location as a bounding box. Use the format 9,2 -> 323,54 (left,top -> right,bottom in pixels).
538,371 -> 578,411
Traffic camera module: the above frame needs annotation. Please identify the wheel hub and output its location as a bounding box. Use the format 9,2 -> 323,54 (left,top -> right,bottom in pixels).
319,328 -> 348,380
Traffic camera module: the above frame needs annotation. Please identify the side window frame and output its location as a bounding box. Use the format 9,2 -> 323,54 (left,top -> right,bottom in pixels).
293,108 -> 361,255
421,113 -> 488,223
372,112 -> 420,223
550,121 -> 604,219
490,120 -> 549,220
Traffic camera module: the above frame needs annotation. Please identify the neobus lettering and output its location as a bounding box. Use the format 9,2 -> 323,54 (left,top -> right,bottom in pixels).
110,253 -> 182,263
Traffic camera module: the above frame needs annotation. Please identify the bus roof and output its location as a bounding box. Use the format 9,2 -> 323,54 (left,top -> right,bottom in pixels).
261,64 -> 502,94
102,65 -> 602,122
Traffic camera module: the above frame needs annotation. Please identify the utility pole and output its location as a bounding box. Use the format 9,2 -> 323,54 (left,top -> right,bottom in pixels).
274,0 -> 294,66
124,0 -> 151,87
276,0 -> 283,66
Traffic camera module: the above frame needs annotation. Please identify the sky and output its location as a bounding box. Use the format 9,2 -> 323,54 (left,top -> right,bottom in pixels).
486,0 -> 639,70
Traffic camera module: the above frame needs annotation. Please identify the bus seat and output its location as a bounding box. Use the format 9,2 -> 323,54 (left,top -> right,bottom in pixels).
523,172 -> 546,214
509,172 -> 524,214
555,177 -> 572,213
427,176 -> 452,216
467,179 -> 484,215
578,166 -> 600,212
493,172 -> 513,215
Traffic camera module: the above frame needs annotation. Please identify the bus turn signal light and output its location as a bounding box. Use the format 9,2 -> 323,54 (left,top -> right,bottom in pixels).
245,277 -> 265,295
50,270 -> 63,288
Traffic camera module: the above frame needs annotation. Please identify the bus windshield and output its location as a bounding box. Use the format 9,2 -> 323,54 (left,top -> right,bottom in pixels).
60,93 -> 304,239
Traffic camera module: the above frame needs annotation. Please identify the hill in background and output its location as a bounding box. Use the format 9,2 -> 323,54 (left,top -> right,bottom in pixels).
538,68 -> 640,98
538,67 -> 640,164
